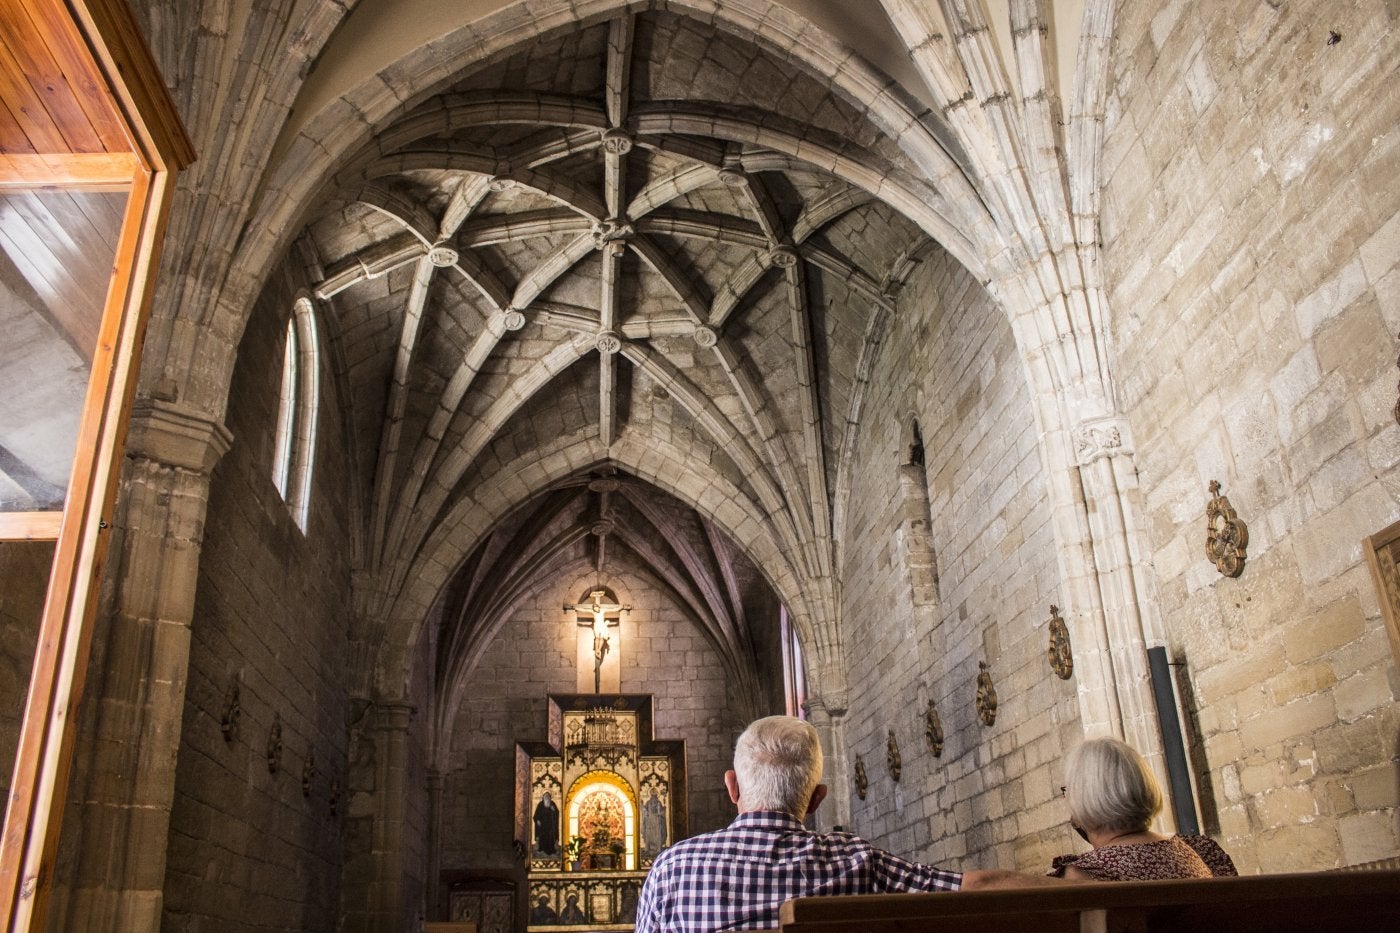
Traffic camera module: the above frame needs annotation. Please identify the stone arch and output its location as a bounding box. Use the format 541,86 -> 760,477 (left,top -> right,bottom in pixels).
371,427 -> 833,704
151,0 -> 1005,428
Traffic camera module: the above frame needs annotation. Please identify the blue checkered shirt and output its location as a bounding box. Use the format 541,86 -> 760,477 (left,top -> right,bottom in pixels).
634,810 -> 962,933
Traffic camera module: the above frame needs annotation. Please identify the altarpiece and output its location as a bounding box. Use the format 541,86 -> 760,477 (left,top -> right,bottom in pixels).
516,694 -> 686,930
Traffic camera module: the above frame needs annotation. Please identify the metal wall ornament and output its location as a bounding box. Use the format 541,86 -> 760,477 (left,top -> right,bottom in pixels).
1205,480 -> 1249,577
975,662 -> 998,727
220,680 -> 241,742
266,714 -> 284,774
302,750 -> 316,797
1047,605 -> 1074,680
853,756 -> 868,800
1392,330 -> 1400,427
886,730 -> 902,782
924,701 -> 944,757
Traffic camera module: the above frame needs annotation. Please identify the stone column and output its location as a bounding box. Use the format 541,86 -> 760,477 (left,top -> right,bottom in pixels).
1070,418 -> 1173,819
362,701 -> 415,932
57,400 -> 231,931
803,694 -> 850,831
425,767 -> 443,920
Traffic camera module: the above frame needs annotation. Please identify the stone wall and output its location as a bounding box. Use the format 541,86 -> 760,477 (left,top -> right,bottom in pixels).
439,559 -> 754,880
838,249 -> 1075,874
1101,0 -> 1400,871
162,269 -> 355,930
0,541 -> 52,804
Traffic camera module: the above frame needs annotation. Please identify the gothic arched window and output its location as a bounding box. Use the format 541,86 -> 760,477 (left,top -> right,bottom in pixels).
272,297 -> 320,531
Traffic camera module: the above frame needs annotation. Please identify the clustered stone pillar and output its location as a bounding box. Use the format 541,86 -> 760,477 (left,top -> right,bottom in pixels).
58,401 -> 230,931
804,694 -> 850,830
343,700 -> 415,933
1068,417 -> 1174,819
425,767 -> 444,921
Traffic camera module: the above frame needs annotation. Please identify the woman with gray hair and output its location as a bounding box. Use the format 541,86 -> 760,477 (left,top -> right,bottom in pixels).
1049,737 -> 1236,880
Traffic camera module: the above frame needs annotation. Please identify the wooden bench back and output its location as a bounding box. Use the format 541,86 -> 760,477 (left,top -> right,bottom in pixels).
777,869 -> 1400,933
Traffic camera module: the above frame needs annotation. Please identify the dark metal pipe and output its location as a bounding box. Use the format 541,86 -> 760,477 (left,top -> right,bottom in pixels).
1147,645 -> 1199,834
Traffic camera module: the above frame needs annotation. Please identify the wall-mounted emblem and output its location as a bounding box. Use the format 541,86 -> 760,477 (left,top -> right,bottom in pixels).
976,662 -> 998,727
302,750 -> 316,797
1047,605 -> 1073,680
886,730 -> 902,782
1206,480 -> 1248,577
220,679 -> 241,743
266,714 -> 283,774
853,755 -> 868,800
924,701 -> 944,757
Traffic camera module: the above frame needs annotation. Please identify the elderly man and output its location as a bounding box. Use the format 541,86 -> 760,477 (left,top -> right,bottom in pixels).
636,715 -> 1059,933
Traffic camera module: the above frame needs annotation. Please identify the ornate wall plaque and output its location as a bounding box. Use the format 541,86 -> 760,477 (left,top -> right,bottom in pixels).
853,755 -> 868,800
975,662 -> 998,727
924,701 -> 944,757
1206,480 -> 1248,577
1047,604 -> 1073,679
266,714 -> 283,774
886,730 -> 902,782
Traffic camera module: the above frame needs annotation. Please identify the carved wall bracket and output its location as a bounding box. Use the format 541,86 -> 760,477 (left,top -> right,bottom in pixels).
924,701 -> 944,757
975,662 -> 998,727
886,730 -> 901,782
1047,605 -> 1073,680
1206,480 -> 1249,577
853,756 -> 868,800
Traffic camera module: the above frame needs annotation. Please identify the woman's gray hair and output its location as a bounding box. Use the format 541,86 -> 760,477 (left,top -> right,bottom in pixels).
1065,737 -> 1163,834
733,716 -> 823,817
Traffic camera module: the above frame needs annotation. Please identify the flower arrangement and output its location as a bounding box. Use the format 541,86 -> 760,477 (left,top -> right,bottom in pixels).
564,836 -> 586,861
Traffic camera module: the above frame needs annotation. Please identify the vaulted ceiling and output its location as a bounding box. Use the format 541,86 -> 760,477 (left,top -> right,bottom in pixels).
289,10 -> 943,704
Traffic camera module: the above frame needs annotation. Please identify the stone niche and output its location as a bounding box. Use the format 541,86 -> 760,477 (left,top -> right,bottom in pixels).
516,694 -> 686,930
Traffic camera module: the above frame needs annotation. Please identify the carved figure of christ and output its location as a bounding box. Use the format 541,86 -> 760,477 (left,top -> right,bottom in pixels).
567,590 -> 627,693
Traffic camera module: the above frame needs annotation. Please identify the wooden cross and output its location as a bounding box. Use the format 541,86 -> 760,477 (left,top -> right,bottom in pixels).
566,589 -> 629,693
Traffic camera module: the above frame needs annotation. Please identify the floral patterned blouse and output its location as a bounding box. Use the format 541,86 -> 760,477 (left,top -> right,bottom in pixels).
1049,835 -> 1238,881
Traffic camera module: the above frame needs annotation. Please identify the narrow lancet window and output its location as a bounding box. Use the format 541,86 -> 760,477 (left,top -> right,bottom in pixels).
272,298 -> 320,531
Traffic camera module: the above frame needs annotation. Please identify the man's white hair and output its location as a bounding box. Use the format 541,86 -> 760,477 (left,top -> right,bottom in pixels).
733,715 -> 823,817
1065,737 -> 1162,834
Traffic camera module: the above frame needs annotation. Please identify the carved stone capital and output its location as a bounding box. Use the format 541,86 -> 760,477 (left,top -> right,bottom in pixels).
803,692 -> 849,719
125,399 -> 233,474
1073,417 -> 1131,466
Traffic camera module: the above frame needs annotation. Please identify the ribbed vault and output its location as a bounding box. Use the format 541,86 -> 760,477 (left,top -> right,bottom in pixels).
286,11 -> 944,700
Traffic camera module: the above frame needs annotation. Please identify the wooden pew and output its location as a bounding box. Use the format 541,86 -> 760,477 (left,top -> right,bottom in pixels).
777,869 -> 1400,933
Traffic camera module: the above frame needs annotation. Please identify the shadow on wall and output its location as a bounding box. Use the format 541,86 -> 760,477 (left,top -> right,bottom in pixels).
1173,657 -> 1222,836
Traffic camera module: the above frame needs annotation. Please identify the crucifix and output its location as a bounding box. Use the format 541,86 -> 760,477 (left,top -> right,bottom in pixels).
566,589 -> 629,693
